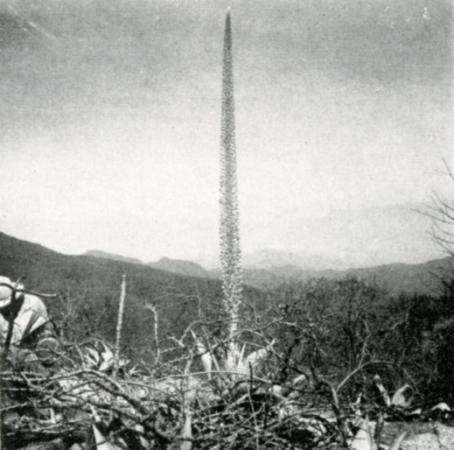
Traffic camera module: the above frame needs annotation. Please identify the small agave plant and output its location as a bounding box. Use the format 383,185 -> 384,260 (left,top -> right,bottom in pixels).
350,375 -> 417,450
350,417 -> 407,450
191,329 -> 275,382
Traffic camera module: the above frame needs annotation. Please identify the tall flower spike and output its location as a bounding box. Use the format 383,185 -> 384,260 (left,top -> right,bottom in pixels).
219,10 -> 243,353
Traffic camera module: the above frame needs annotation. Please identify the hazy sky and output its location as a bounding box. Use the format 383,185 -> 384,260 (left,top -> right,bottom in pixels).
0,0 -> 452,265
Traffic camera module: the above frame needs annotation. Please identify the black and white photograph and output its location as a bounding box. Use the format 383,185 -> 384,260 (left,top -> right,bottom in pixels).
0,0 -> 452,448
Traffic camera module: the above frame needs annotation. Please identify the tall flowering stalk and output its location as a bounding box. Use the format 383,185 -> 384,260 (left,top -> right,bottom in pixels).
219,9 -> 243,367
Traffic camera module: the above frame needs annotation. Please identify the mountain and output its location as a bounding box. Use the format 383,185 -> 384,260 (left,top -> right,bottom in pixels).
239,257 -> 453,295
0,227 -> 452,369
0,231 -> 231,362
243,250 -> 347,271
2,228 -> 451,334
0,232 -> 224,305
148,257 -> 210,278
85,250 -> 144,266
85,244 -> 451,296
303,203 -> 440,267
240,204 -> 440,270
343,257 -> 454,296
85,251 -> 211,279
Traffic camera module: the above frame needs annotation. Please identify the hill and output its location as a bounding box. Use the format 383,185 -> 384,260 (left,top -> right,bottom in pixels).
243,250 -> 345,271
344,257 -> 453,295
148,257 -> 211,278
239,257 -> 453,295
0,232 -> 239,361
1,229 -> 452,361
87,242 -> 451,295
85,250 -> 144,266
85,251 -> 211,279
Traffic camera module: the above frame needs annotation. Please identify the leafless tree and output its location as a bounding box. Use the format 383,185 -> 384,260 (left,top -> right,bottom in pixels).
422,159 -> 454,257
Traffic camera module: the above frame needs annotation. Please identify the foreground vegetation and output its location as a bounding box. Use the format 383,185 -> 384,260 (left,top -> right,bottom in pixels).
2,233 -> 454,448
2,271 -> 454,448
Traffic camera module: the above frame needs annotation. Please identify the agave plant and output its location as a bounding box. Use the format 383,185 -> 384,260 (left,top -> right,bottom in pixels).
350,418 -> 407,450
191,331 -> 274,382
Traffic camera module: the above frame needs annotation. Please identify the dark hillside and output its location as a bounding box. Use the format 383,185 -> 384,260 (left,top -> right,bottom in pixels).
0,232 -> 266,362
0,232 -> 216,296
2,230 -> 451,365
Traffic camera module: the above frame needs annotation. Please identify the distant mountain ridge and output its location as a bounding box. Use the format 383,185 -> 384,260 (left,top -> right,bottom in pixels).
0,228 -> 451,367
85,203 -> 439,273
242,249 -> 346,271
0,231 -> 229,363
148,257 -> 210,278
85,250 -> 143,266
240,257 -> 453,295
84,245 -> 452,295
240,203 -> 440,270
85,250 -> 211,279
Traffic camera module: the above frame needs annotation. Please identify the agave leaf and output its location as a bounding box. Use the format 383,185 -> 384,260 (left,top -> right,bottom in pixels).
99,344 -> 114,372
373,374 -> 391,407
239,339 -> 275,375
200,351 -> 212,379
388,431 -> 407,450
391,384 -> 412,409
210,347 -> 222,373
93,425 -> 122,450
225,341 -> 241,372
85,347 -> 100,367
191,331 -> 212,378
350,418 -> 377,450
238,343 -> 246,366
244,347 -> 268,368
431,402 -> 451,412
180,412 -> 192,450
134,424 -> 150,450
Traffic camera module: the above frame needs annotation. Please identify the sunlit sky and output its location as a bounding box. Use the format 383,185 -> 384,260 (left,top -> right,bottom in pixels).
0,0 -> 452,267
